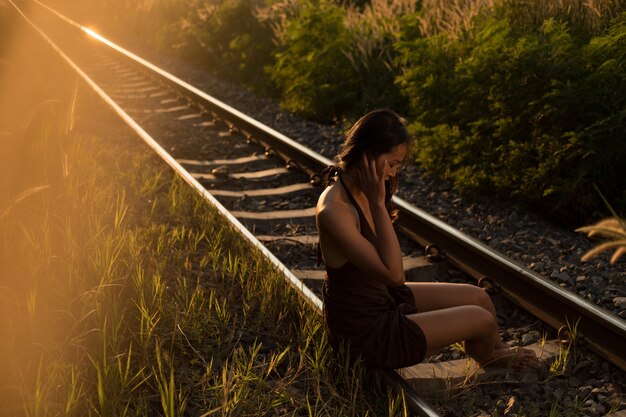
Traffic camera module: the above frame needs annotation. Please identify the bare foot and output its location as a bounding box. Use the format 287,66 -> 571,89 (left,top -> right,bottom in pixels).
481,347 -> 546,370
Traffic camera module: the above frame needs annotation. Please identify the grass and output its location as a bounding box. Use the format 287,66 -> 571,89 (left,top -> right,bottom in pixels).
0,85 -> 412,416
544,317 -> 581,383
576,187 -> 626,265
417,0 -> 496,38
416,0 -> 625,38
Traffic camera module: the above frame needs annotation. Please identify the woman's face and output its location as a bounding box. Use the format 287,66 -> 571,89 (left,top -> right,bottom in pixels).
375,143 -> 407,181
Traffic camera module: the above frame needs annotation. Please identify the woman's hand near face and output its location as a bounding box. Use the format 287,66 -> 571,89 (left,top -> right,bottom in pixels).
358,153 -> 387,208
316,151 -> 405,287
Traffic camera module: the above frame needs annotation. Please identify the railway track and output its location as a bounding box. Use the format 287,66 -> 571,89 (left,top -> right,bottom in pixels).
13,1 -> 625,415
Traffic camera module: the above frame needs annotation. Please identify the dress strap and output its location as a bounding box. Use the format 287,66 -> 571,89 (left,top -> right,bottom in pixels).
338,175 -> 362,212
338,175 -> 375,241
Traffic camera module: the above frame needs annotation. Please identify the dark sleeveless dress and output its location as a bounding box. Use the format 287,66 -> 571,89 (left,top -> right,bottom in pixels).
321,176 -> 428,369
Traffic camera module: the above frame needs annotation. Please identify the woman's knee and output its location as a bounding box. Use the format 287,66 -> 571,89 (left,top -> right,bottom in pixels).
466,305 -> 496,336
463,284 -> 493,310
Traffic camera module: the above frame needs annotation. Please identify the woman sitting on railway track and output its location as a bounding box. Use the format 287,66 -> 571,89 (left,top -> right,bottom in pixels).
316,109 -> 544,370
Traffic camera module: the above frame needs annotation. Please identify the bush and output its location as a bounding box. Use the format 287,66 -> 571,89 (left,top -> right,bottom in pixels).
190,0 -> 277,92
396,11 -> 626,222
268,0 -> 411,122
268,0 -> 357,121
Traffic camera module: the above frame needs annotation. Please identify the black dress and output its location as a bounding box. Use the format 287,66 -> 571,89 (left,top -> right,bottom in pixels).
321,176 -> 427,369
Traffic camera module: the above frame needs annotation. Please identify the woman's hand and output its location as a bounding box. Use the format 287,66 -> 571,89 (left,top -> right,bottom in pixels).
358,153 -> 388,208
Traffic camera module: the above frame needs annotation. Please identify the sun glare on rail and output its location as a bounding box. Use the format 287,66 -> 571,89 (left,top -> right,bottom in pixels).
82,27 -> 103,41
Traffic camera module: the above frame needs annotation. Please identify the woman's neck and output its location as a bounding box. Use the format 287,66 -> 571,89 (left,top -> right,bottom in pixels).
341,169 -> 365,200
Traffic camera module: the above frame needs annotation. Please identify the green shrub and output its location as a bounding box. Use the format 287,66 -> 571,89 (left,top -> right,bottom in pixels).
396,11 -> 626,222
268,0 -> 357,121
268,0 -> 412,122
190,0 -> 277,92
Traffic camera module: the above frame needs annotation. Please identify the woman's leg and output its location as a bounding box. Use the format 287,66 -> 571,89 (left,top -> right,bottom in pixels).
404,282 -> 543,368
406,305 -> 496,359
406,282 -> 497,320
407,282 -> 509,348
406,282 -> 508,348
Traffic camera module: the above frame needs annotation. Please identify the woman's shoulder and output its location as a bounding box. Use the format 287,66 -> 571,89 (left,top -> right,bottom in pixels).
317,182 -> 345,209
317,183 -> 358,224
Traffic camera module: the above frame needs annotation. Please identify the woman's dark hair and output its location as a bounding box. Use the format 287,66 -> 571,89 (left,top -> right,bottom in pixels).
320,108 -> 410,220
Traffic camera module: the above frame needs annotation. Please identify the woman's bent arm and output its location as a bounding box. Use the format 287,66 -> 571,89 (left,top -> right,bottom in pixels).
359,154 -> 404,286
317,154 -> 405,287
370,201 -> 404,286
318,204 -> 404,286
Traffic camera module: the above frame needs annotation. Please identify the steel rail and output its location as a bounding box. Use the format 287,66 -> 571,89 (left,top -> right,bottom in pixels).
20,2 -> 443,416
45,11 -> 626,373
56,10 -> 626,372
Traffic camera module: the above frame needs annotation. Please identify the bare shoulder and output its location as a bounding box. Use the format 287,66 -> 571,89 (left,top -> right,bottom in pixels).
316,182 -> 361,268
316,183 -> 358,227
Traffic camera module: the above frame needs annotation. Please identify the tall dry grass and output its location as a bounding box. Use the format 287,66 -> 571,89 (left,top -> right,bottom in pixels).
418,0 -> 496,38
417,0 -> 625,37
577,217 -> 626,264
255,0 -> 301,43
343,0 -> 417,70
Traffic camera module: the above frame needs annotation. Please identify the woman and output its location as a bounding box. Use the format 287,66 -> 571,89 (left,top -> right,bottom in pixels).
316,109 -> 543,370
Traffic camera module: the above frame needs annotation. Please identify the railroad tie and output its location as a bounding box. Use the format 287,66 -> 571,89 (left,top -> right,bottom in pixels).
399,340 -> 562,397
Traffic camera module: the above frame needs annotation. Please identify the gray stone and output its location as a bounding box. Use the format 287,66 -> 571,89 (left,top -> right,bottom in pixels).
521,330 -> 541,345
583,400 -> 605,415
574,360 -> 593,372
601,362 -> 610,373
568,376 -> 582,387
613,296 -> 626,309
578,386 -> 593,399
553,388 -> 565,401
557,272 -> 570,282
604,382 -> 623,395
590,276 -> 604,286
